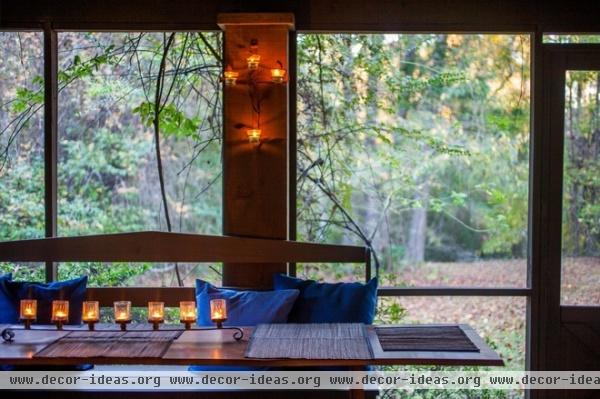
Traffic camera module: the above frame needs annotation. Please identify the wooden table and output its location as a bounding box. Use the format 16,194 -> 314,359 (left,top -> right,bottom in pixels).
0,323 -> 503,398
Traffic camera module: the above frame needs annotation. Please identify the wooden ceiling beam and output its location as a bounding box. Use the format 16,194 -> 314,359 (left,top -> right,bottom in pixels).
0,232 -> 367,263
2,0 -> 600,32
217,13 -> 294,30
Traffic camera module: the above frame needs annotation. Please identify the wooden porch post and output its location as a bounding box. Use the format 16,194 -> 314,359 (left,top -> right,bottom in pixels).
218,13 -> 295,289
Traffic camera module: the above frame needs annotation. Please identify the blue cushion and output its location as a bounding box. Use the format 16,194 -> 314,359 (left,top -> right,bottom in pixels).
0,274 -> 12,322
0,276 -> 88,325
273,274 -> 378,324
195,279 -> 299,327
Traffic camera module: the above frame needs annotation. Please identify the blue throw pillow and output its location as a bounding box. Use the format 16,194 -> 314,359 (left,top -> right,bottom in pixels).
195,279 -> 299,327
0,273 -> 12,322
273,274 -> 378,324
0,276 -> 88,325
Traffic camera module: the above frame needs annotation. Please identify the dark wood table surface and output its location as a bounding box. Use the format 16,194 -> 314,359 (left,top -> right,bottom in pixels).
0,323 -> 503,367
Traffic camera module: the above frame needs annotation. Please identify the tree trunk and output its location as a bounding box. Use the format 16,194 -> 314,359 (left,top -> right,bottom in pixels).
405,183 -> 429,263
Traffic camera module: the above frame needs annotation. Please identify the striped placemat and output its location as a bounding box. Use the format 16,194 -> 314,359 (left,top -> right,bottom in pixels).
245,323 -> 373,359
375,326 -> 479,352
34,330 -> 183,359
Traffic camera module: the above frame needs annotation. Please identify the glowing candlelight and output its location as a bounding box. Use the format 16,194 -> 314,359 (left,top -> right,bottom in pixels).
179,301 -> 197,330
223,67 -> 239,86
247,128 -> 261,144
19,299 -> 37,329
82,301 -> 99,322
51,300 -> 69,330
82,301 -> 99,330
247,54 -> 260,70
20,299 -> 37,319
114,301 -> 131,330
210,298 -> 227,328
271,68 -> 286,83
148,302 -> 164,330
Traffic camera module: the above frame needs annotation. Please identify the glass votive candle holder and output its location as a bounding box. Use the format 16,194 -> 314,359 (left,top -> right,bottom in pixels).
247,54 -> 260,70
247,128 -> 261,144
223,69 -> 239,86
114,301 -> 131,331
148,301 -> 164,330
51,300 -> 69,330
271,68 -> 286,83
82,301 -> 99,330
179,301 -> 197,330
210,298 -> 227,328
19,299 -> 37,329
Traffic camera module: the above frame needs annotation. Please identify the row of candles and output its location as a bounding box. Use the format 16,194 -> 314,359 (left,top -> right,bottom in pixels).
19,298 -> 227,331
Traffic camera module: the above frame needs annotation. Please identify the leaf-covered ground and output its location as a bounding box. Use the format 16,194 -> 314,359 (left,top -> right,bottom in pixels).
377,256 -> 599,370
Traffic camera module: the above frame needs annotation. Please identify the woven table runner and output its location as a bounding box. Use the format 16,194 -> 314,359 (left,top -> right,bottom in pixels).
375,326 -> 479,352
245,323 -> 373,359
34,330 -> 183,359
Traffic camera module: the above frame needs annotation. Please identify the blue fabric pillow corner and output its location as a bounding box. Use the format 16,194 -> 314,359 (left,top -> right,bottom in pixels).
0,274 -> 16,323
195,279 -> 299,327
0,276 -> 88,325
273,274 -> 378,324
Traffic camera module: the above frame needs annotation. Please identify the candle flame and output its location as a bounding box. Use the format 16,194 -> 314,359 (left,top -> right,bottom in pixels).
212,310 -> 224,319
223,70 -> 239,85
271,68 -> 286,83
247,54 -> 260,69
150,311 -> 163,320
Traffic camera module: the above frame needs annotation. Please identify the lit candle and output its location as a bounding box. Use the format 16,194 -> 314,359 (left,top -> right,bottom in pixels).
179,301 -> 197,330
19,299 -> 37,329
147,302 -> 164,330
247,128 -> 261,144
210,298 -> 227,328
114,301 -> 131,331
246,54 -> 260,70
82,301 -> 99,330
223,67 -> 239,86
271,68 -> 286,83
51,300 -> 69,330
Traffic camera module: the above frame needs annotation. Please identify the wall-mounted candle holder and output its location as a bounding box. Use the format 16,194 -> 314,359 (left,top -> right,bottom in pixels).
246,128 -> 262,144
148,301 -> 165,331
179,301 -> 197,330
247,54 -> 261,70
271,61 -> 286,83
51,300 -> 69,330
222,39 -> 287,147
19,299 -> 37,330
82,301 -> 99,331
114,301 -> 132,331
223,66 -> 239,86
